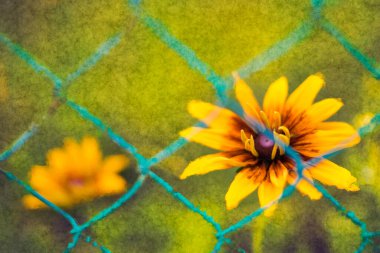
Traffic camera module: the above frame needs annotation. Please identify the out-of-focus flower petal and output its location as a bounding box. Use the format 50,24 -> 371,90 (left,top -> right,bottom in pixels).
81,137 -> 103,175
101,155 -> 129,173
23,137 -> 129,209
96,172 -> 127,195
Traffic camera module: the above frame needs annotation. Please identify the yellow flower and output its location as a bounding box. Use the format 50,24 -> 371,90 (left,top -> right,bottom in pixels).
23,137 -> 129,209
180,73 -> 360,216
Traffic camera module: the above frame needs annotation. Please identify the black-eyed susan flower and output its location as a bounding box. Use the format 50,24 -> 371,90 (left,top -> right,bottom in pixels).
180,73 -> 360,216
23,137 -> 129,209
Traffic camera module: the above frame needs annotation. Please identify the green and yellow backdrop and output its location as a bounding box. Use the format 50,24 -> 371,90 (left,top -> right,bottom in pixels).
0,0 -> 379,252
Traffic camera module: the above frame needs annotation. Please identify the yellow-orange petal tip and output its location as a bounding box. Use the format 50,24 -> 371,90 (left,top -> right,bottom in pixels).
263,206 -> 277,217
232,71 -> 240,81
225,201 -> 237,211
22,195 -> 44,210
348,184 -> 360,192
179,173 -> 188,180
314,72 -> 325,79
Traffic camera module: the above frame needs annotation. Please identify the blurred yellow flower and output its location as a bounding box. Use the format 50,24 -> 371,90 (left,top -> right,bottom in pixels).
23,137 -> 129,209
180,73 -> 360,216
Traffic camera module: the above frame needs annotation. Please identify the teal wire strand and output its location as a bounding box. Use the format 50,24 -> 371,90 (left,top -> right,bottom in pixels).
0,169 -> 78,228
71,174 -> 147,234
235,20 -> 314,79
321,19 -> 380,79
64,32 -> 123,86
65,99 -> 141,158
355,238 -> 372,253
127,0 -> 230,103
212,238 -> 227,253
148,170 -> 222,232
147,137 -> 188,165
0,124 -> 38,161
64,231 -> 82,253
359,113 -> 380,137
83,236 -> 112,253
147,99 -> 224,166
0,33 -> 63,87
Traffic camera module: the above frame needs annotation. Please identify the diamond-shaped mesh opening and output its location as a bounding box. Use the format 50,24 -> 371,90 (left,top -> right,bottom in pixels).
0,47 -> 52,151
66,27 -> 216,157
89,177 -> 218,252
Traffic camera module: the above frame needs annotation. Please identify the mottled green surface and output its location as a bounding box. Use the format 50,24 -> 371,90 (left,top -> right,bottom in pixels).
0,0 -> 379,252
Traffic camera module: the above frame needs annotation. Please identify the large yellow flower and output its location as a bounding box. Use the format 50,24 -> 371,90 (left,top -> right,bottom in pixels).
23,137 -> 129,209
180,73 -> 360,215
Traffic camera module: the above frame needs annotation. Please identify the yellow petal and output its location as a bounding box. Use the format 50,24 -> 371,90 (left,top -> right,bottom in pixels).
258,180 -> 284,216
308,159 -> 359,191
62,138 -> 82,175
63,138 -> 81,158
96,172 -> 127,195
22,195 -> 47,209
287,173 -> 322,200
306,98 -> 343,123
233,73 -> 261,121
101,155 -> 129,173
180,152 -> 254,179
22,189 -> 73,209
294,122 -> 360,157
29,166 -> 64,191
47,148 -> 69,179
285,73 -> 325,114
225,168 -> 260,210
317,121 -> 359,132
263,76 -> 288,117
27,166 -> 83,208
180,127 -> 243,151
69,182 -> 97,202
80,137 -> 103,175
187,100 -> 243,130
269,161 -> 288,188
315,124 -> 360,147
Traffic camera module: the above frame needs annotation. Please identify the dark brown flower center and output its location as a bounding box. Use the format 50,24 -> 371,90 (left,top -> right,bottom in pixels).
254,134 -> 275,160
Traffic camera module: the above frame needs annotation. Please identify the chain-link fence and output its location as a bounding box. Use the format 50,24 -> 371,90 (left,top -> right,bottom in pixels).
0,0 -> 379,252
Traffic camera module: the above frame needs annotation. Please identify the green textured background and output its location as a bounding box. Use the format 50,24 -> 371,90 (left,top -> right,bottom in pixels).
0,0 -> 379,252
